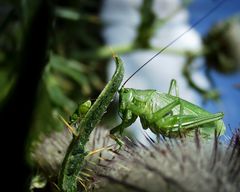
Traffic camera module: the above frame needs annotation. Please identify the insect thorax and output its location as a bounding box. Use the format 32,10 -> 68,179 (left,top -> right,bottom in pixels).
119,88 -> 169,114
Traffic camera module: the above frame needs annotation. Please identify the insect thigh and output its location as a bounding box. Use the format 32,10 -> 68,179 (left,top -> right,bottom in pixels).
168,79 -> 179,97
125,90 -> 225,136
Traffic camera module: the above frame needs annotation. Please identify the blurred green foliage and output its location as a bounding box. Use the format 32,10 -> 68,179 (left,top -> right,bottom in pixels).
0,0 -> 107,150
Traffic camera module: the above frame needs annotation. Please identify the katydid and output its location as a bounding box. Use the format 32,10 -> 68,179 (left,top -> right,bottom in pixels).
110,79 -> 225,138
110,0 -> 227,139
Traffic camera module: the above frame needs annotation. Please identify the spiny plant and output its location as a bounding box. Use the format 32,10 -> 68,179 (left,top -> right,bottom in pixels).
30,127 -> 240,192
88,129 -> 240,192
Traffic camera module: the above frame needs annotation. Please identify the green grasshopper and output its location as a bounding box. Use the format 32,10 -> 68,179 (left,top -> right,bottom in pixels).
68,78 -> 225,140
67,1 -> 226,141
109,0 -> 227,139
110,79 -> 225,138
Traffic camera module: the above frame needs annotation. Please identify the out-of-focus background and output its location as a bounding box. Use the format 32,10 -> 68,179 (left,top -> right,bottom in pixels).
103,0 -> 240,140
0,0 -> 239,190
188,0 -> 240,137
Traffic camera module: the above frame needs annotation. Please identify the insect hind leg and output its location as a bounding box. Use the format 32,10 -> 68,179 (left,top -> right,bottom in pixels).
151,98 -> 181,121
149,98 -> 185,135
158,112 -> 224,137
168,79 -> 179,97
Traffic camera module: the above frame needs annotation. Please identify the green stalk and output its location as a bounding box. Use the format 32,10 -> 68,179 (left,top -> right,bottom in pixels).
58,56 -> 124,192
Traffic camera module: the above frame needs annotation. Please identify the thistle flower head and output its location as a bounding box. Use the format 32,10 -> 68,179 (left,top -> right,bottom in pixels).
30,127 -> 240,192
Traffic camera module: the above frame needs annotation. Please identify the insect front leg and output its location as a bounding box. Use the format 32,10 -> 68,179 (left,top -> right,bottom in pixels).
110,110 -> 137,147
110,110 -> 137,135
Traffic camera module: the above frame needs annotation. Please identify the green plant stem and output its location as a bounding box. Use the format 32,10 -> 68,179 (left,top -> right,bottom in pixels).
58,56 -> 124,192
182,53 -> 220,101
76,43 -> 205,60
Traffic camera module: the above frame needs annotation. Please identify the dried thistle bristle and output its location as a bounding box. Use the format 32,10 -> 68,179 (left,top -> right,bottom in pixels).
29,127 -> 114,186
30,129 -> 72,178
87,129 -> 240,192
30,127 -> 240,192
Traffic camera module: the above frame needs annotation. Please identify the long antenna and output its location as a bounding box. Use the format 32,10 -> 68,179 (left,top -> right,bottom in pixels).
121,0 -> 226,88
